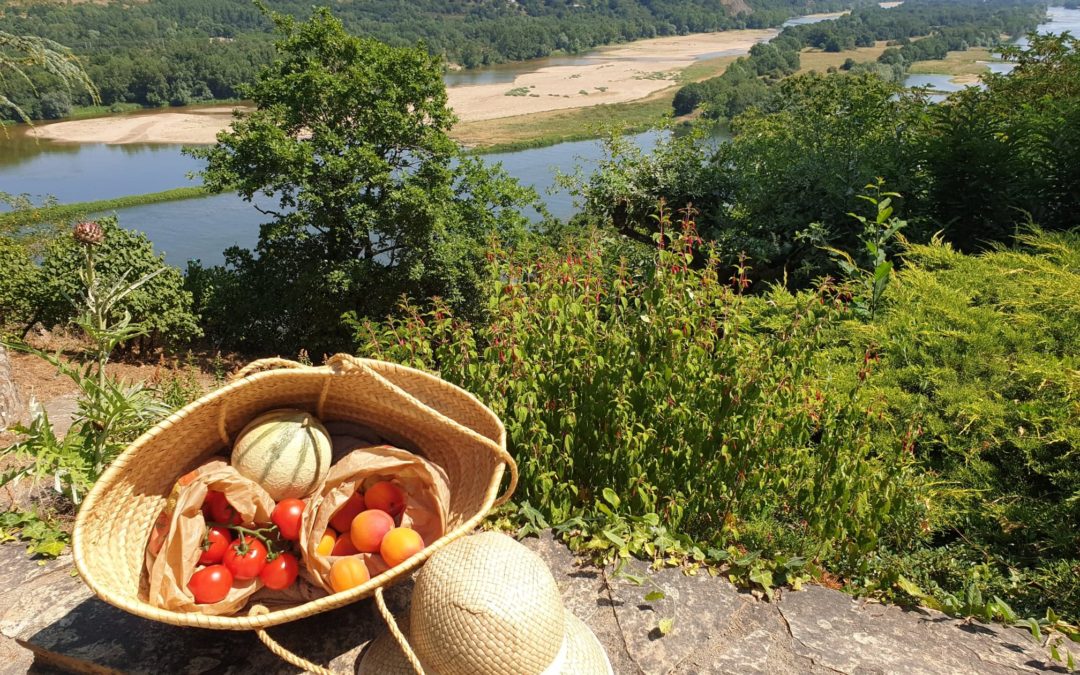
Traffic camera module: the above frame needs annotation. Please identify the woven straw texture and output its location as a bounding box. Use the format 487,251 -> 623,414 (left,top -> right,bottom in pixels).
360,533 -> 614,675
72,354 -> 514,630
410,532 -> 566,675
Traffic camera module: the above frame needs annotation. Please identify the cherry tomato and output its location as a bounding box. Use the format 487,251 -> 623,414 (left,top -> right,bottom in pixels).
272,498 -> 305,541
260,553 -> 300,590
223,535 -> 268,580
199,525 -> 232,565
205,490 -> 241,525
188,565 -> 233,604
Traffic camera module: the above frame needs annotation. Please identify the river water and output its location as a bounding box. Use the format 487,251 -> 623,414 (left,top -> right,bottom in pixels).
1,6 -> 1075,266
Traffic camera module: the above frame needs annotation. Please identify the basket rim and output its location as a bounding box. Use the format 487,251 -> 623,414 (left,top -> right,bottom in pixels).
72,357 -> 509,630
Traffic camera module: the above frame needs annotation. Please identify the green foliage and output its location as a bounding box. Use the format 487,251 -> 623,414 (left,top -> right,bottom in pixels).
152,360 -> 206,410
0,187 -> 213,231
921,33 -> 1080,244
634,34 -> 1080,291
2,347 -> 170,507
0,237 -> 40,330
816,180 -> 908,320
188,8 -> 538,353
565,124 -> 726,248
586,74 -> 927,285
0,30 -> 97,123
357,210 -> 927,568
827,229 -> 1080,621
2,231 -> 177,506
717,73 -> 925,282
0,509 -> 69,558
35,218 -> 201,347
672,0 -> 1044,117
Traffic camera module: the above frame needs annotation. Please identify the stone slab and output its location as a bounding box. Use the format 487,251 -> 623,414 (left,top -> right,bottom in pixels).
778,584 -> 1073,675
1,535 -> 1077,674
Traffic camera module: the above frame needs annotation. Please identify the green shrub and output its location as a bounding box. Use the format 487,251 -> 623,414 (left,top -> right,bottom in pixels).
828,229 -> 1080,620
355,211 -> 927,566
0,237 -> 40,331
35,217 -> 201,347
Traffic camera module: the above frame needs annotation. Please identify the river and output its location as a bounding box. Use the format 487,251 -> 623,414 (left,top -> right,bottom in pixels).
2,6 -> 1075,266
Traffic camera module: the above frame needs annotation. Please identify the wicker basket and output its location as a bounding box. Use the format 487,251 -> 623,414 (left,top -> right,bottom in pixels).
72,354 -> 515,640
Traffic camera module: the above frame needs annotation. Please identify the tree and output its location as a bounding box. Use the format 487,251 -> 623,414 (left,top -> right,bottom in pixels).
188,8 -> 538,354
921,33 -> 1080,245
38,90 -> 71,119
712,73 -> 928,283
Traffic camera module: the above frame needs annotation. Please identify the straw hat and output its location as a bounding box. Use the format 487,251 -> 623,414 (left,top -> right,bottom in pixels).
359,532 -> 613,675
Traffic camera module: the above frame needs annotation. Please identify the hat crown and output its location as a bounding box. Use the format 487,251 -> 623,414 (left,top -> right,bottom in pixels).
410,532 -> 566,675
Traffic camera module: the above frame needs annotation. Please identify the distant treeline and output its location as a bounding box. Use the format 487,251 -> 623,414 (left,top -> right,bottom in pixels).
0,0 -> 863,120
673,0 -> 1047,119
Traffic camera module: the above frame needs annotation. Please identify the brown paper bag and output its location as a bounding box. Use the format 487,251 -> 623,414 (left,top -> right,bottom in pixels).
299,445 -> 450,591
144,458 -> 278,614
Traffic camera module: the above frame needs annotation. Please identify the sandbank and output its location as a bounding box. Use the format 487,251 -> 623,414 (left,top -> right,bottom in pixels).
28,29 -> 778,145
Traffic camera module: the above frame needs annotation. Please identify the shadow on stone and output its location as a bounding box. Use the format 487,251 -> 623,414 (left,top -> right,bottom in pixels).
1024,658 -> 1069,673
955,621 -> 998,637
24,582 -> 413,673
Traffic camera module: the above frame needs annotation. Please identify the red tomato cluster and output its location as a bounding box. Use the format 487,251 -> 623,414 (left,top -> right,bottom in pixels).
322,480 -> 426,594
187,492 -> 306,604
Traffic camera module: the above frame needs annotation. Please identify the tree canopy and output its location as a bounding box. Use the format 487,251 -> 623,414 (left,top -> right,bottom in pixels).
188,8 -> 539,354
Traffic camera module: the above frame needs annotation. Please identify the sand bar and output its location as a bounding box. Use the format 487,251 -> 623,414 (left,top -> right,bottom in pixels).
28,28 -> 777,145
445,28 -> 776,122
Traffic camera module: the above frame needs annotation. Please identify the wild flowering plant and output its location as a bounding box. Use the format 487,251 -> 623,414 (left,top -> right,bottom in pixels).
2,222 -> 170,506
354,205 -> 928,573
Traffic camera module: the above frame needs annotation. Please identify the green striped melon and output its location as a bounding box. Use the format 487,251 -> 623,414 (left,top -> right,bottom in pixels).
231,409 -> 332,500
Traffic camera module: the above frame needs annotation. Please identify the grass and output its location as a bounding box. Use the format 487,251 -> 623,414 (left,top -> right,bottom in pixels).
67,103 -> 143,119
907,47 -> 997,76
460,92 -> 679,154
0,187 -> 215,228
797,41 -> 893,74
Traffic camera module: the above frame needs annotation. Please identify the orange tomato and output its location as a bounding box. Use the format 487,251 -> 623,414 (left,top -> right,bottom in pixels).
316,528 -> 337,557
350,509 -> 395,553
329,556 -> 370,593
380,527 -> 425,568
329,491 -> 366,534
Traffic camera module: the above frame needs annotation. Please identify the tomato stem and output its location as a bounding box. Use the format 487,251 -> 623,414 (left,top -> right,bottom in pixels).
208,521 -> 280,554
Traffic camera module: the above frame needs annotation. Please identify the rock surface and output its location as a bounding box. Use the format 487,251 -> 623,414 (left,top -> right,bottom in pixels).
0,533 -> 1075,674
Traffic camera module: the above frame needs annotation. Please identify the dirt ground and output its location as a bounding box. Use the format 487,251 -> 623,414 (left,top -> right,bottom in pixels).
1,328 -> 241,445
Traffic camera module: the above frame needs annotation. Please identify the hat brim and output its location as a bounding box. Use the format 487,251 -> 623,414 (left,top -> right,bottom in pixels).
559,612 -> 614,675
357,612 -> 612,675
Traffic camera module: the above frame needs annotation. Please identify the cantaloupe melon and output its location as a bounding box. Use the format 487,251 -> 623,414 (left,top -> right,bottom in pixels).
231,408 -> 332,500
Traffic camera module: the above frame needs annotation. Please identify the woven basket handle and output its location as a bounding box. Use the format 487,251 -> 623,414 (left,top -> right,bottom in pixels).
327,354 -> 519,507
233,357 -> 308,379
248,594 -> 426,674
375,586 -> 427,674
249,604 -> 334,675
